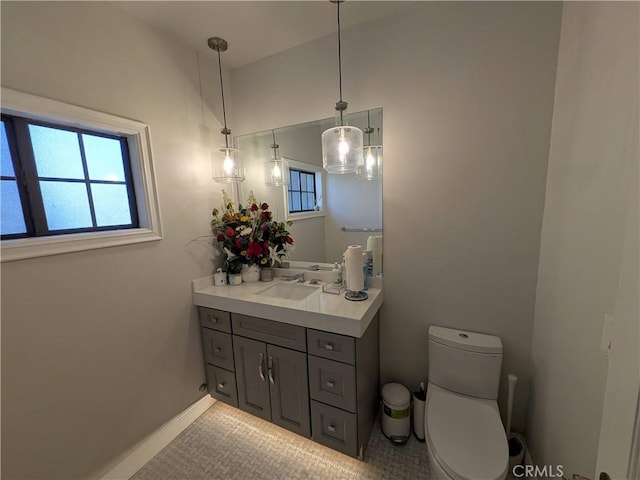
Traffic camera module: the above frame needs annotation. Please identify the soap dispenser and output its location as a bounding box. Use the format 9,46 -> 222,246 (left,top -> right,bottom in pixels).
332,262 -> 342,284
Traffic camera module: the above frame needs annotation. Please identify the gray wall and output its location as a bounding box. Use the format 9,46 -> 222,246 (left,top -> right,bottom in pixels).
231,2 -> 562,431
0,2 -> 228,478
527,2 -> 640,477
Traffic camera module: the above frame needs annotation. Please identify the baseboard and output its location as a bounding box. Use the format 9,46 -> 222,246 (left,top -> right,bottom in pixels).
98,395 -> 216,480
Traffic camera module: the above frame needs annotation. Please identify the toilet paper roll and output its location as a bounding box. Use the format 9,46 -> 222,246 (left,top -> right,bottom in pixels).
367,236 -> 383,275
344,245 -> 364,292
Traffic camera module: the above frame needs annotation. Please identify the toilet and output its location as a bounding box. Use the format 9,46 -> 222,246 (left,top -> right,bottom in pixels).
424,326 -> 508,480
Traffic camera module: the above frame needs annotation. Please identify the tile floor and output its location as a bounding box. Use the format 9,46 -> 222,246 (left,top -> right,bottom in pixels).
132,401 -> 430,480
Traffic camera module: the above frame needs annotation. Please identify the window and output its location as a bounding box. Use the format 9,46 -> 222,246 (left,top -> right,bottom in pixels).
288,168 -> 317,213
1,115 -> 138,238
283,159 -> 324,221
1,88 -> 162,261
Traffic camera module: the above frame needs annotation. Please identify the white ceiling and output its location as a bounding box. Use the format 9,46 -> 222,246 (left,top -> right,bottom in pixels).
117,1 -> 413,70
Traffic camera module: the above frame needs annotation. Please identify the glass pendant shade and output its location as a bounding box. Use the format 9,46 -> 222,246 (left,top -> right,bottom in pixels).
322,125 -> 364,174
264,157 -> 290,186
357,145 -> 383,180
213,147 -> 245,183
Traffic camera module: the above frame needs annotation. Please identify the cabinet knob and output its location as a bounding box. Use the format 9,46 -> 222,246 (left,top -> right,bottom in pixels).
324,343 -> 334,351
327,424 -> 336,433
326,380 -> 335,388
214,347 -> 221,354
210,317 -> 219,323
217,382 -> 225,389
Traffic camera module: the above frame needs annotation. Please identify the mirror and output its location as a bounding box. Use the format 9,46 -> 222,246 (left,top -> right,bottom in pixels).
235,108 -> 382,271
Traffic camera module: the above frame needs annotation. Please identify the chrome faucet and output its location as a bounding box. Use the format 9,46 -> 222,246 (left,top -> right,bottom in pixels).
281,272 -> 305,282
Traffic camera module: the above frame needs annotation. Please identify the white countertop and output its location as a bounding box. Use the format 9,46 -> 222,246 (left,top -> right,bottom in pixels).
192,275 -> 383,338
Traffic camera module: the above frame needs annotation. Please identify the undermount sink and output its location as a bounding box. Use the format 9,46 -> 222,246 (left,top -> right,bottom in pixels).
257,282 -> 318,301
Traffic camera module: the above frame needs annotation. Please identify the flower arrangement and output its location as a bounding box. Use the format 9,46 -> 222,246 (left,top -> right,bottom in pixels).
212,191 -> 294,273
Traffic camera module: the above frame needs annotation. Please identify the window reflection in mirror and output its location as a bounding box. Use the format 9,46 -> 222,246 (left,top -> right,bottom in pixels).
235,108 -> 382,270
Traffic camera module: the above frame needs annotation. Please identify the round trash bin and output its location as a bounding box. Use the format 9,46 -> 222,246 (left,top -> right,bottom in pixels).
381,383 -> 410,444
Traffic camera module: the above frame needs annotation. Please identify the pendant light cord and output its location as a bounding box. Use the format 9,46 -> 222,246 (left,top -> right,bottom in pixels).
337,1 -> 343,105
216,48 -> 230,148
336,0 -> 345,125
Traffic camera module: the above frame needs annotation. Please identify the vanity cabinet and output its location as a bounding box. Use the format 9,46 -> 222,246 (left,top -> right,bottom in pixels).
233,336 -> 311,437
197,306 -> 379,459
199,308 -> 238,407
306,324 -> 379,458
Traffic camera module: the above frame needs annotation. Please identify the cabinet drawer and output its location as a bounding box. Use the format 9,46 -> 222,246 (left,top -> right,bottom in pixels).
205,365 -> 238,407
311,400 -> 358,457
201,328 -> 234,371
307,329 -> 355,365
232,313 -> 306,352
308,356 -> 356,413
199,307 -> 231,333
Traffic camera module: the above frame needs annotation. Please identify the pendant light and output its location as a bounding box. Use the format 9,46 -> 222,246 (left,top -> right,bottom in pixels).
264,130 -> 290,186
357,110 -> 383,180
208,36 -> 245,183
321,0 -> 363,174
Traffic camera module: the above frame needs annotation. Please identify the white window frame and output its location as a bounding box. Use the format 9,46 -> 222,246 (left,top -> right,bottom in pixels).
283,159 -> 325,221
0,88 -> 163,262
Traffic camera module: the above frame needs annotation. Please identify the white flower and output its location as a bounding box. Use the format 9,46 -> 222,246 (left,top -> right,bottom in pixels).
268,246 -> 281,265
240,227 -> 252,236
223,247 -> 238,261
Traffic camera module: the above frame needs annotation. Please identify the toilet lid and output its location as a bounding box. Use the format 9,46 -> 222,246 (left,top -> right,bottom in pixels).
427,389 -> 508,480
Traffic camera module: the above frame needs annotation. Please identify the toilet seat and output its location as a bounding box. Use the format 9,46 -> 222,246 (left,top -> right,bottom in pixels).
426,386 -> 508,480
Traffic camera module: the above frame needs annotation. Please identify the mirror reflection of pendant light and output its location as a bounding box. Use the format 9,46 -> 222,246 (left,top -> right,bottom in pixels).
208,37 -> 245,183
264,130 -> 290,186
321,0 -> 363,174
357,110 -> 383,180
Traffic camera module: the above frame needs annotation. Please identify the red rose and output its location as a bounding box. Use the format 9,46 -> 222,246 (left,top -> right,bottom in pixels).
250,203 -> 259,212
226,227 -> 235,238
285,236 -> 294,244
235,239 -> 241,248
261,202 -> 269,210
247,242 -> 263,257
216,234 -> 224,242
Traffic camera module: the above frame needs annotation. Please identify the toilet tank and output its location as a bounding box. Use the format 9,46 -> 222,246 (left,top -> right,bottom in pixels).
428,326 -> 502,400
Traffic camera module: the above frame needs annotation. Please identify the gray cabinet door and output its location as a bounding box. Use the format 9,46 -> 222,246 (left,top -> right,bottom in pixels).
267,344 -> 311,437
310,400 -> 358,457
308,355 -> 357,413
205,364 -> 238,407
233,336 -> 271,421
201,328 -> 234,371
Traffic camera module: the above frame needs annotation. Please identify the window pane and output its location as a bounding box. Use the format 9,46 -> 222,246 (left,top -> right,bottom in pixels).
301,193 -> 309,211
30,124 -> 84,179
304,193 -> 315,210
40,181 -> 92,230
1,180 -> 26,235
1,121 -> 15,177
83,134 -> 126,181
292,193 -> 301,212
306,173 -> 315,192
291,170 -> 300,190
91,183 -> 132,226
